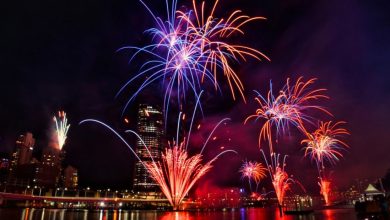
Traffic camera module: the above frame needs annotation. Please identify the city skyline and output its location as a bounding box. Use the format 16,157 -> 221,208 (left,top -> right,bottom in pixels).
1,0 -> 390,195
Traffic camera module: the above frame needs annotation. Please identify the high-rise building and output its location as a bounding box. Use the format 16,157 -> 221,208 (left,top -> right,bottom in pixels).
0,158 -> 10,183
12,132 -> 35,166
34,147 -> 62,188
7,132 -> 36,187
133,104 -> 164,192
62,166 -> 78,189
41,148 -> 62,167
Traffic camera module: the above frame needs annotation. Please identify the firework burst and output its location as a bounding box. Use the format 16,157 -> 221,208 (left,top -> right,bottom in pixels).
118,0 -> 269,118
302,121 -> 349,167
245,77 -> 330,151
239,161 -> 267,192
176,0 -> 270,100
53,111 -> 70,150
302,121 -> 349,205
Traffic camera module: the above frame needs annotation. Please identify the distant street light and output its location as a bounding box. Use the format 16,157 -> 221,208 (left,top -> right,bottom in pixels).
24,185 -> 30,195
33,186 -> 42,196
84,187 -> 90,197
55,188 -> 60,197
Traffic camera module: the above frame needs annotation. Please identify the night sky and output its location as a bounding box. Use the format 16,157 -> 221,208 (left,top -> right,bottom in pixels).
1,0 -> 390,194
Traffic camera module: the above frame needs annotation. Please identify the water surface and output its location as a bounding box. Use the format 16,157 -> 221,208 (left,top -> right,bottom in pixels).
0,207 -> 358,220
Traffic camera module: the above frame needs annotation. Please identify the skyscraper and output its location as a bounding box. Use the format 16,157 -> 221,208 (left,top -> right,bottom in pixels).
14,132 -> 35,166
8,132 -> 36,187
34,147 -> 62,188
0,158 -> 10,184
133,104 -> 164,192
62,165 -> 78,189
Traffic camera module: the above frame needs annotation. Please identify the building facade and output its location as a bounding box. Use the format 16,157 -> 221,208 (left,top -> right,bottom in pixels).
7,132 -> 36,187
0,158 -> 10,184
133,104 -> 164,192
34,147 -> 63,188
62,165 -> 78,189
9,132 -> 35,171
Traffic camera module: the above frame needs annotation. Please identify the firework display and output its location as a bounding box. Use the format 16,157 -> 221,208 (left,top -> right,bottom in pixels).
239,161 -> 267,192
243,76 -> 350,207
319,178 -> 331,205
302,121 -> 349,204
80,113 -> 236,210
53,111 -> 70,150
244,77 -> 329,151
144,141 -> 234,210
261,151 -> 294,205
243,77 -> 328,205
76,0 -> 352,212
139,113 -> 236,210
117,0 -> 269,118
302,121 -> 349,166
144,142 -> 214,209
0,0 -> 361,216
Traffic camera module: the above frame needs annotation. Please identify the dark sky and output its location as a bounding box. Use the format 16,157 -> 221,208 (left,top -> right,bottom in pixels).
1,0 -> 390,193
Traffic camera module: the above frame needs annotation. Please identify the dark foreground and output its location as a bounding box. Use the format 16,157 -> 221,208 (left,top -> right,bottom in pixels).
0,207 -> 358,220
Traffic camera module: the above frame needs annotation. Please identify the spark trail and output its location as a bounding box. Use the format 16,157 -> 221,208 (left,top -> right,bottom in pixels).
261,151 -> 295,205
80,113 -> 236,210
53,111 -> 70,150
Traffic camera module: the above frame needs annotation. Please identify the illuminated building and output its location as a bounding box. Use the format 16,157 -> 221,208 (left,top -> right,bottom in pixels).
133,104 -> 164,192
193,188 -> 243,209
10,132 -> 35,168
62,165 -> 78,188
34,147 -> 62,188
0,158 -> 10,183
7,132 -> 36,187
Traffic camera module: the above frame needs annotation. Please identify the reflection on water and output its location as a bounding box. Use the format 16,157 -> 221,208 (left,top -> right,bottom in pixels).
160,212 -> 191,220
0,207 -> 357,220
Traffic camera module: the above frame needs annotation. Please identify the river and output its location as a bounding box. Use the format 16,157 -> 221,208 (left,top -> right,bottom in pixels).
0,207 -> 358,220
